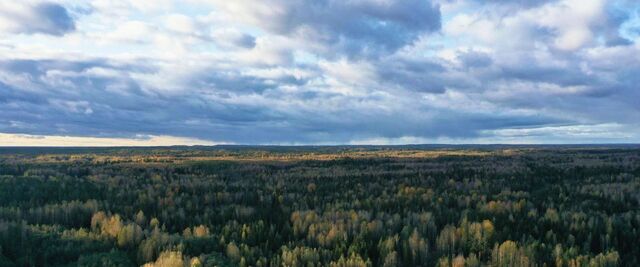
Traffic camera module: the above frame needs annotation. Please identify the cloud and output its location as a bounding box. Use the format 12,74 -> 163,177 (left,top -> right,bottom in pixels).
481,123 -> 640,143
457,50 -> 493,69
211,0 -> 441,57
0,2 -> 75,36
484,0 -> 557,8
211,30 -> 256,49
104,21 -> 155,44
375,56 -> 447,93
600,5 -> 633,46
0,0 -> 638,145
445,0 -> 635,51
0,57 -> 544,144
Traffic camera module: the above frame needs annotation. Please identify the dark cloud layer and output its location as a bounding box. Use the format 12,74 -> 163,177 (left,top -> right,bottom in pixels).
0,54 -> 618,144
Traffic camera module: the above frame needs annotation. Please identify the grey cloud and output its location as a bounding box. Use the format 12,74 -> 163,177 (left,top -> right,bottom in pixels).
192,68 -> 310,94
233,34 -> 256,49
212,31 -> 257,49
457,51 -> 493,69
498,64 -> 596,87
33,3 -> 76,35
475,0 -> 558,9
376,57 -> 448,93
601,7 -> 633,46
228,0 -> 441,57
0,59 -> 307,142
472,0 -> 559,9
0,2 -> 75,36
0,57 -> 553,144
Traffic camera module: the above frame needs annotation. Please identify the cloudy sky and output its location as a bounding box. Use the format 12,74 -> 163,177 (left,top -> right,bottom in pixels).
0,0 -> 639,146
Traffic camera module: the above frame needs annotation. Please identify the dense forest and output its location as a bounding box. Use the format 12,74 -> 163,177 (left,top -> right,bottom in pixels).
0,146 -> 638,267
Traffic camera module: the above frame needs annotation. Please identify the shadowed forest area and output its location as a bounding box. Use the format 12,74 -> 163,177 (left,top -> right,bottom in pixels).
0,146 -> 638,267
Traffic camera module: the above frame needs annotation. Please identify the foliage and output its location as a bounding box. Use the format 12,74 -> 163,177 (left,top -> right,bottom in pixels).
0,147 -> 638,266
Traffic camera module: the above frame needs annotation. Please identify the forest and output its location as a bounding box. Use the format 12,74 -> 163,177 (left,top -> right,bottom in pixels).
0,146 -> 638,267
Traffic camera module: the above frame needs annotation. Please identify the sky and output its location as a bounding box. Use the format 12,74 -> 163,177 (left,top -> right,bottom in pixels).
0,0 -> 639,146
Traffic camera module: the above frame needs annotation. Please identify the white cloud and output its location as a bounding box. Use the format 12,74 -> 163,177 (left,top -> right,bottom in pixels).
444,0 -> 609,51
527,0 -> 605,51
165,14 -> 197,35
103,21 -> 155,44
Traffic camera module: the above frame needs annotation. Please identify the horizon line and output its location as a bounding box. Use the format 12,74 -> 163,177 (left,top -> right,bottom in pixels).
1,143 -> 639,148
